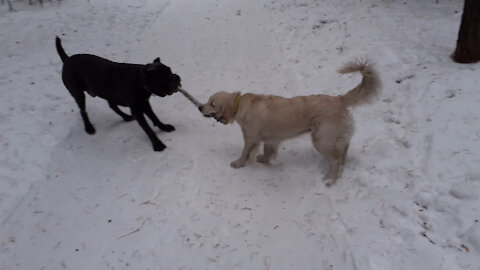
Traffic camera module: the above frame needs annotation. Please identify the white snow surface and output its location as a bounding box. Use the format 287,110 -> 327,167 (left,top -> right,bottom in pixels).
1,0 -> 480,269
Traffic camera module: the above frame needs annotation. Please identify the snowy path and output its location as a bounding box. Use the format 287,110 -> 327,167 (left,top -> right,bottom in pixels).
1,0 -> 480,269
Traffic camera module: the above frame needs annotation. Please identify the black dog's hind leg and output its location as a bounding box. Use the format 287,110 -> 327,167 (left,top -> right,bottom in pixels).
131,106 -> 166,151
143,100 -> 175,132
108,101 -> 135,122
69,89 -> 95,135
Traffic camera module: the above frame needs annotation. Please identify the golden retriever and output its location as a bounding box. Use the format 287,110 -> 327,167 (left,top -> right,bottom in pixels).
200,60 -> 380,186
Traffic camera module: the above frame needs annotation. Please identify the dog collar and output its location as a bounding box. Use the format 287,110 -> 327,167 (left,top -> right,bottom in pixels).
233,94 -> 241,114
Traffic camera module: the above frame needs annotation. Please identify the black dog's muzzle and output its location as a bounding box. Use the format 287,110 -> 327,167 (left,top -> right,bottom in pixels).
167,74 -> 181,95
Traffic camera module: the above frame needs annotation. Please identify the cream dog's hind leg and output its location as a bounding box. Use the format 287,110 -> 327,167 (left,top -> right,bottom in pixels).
311,125 -> 351,186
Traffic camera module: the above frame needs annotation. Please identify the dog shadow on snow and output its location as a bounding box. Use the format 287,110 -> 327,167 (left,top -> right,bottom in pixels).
225,141 -> 361,183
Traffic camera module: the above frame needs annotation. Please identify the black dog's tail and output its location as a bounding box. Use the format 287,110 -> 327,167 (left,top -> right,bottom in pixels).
55,36 -> 69,62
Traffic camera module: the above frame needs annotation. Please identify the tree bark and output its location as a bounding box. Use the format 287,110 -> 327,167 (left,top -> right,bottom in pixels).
453,0 -> 480,63
6,0 -> 15,12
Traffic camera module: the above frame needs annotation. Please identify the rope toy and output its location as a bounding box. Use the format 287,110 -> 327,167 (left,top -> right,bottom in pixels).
178,88 -> 202,108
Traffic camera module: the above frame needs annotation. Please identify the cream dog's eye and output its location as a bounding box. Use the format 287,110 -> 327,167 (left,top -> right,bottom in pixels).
211,102 -> 215,108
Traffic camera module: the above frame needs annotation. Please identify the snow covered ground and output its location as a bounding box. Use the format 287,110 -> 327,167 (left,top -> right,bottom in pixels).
1,0 -> 479,269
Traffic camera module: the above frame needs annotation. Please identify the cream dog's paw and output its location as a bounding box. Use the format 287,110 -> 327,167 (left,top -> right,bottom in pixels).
230,160 -> 246,168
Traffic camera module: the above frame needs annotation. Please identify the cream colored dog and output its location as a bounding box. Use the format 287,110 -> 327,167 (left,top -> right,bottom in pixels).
200,60 -> 380,186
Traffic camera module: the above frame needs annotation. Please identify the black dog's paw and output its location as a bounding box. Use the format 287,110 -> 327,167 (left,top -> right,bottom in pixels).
159,124 -> 175,132
85,125 -> 96,135
122,115 -> 135,122
153,141 -> 167,152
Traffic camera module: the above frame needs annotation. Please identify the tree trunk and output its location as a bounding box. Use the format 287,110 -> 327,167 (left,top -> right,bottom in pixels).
6,0 -> 15,12
453,0 -> 480,63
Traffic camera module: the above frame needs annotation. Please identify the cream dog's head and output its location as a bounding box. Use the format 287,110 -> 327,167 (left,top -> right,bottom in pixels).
199,91 -> 240,124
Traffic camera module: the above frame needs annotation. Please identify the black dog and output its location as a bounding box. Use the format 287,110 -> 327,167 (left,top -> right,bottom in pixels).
55,36 -> 181,151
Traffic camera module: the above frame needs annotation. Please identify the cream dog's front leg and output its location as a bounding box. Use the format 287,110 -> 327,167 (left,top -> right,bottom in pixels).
230,140 -> 258,168
230,130 -> 259,168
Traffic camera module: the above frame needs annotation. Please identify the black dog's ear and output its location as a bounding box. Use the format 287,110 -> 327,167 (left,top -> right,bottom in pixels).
143,64 -> 153,73
144,63 -> 155,72
142,64 -> 155,80
153,57 -> 161,63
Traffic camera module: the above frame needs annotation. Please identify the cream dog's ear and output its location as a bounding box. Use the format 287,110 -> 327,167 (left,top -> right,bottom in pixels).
220,92 -> 240,124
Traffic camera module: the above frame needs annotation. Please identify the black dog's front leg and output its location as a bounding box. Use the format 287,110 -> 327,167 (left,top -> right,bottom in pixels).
143,100 -> 175,132
131,106 -> 166,152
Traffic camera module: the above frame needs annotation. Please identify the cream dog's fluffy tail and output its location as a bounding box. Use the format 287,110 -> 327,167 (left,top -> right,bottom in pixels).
338,59 -> 380,107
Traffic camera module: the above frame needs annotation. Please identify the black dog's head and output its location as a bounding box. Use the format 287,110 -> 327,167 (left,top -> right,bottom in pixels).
142,57 -> 181,97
